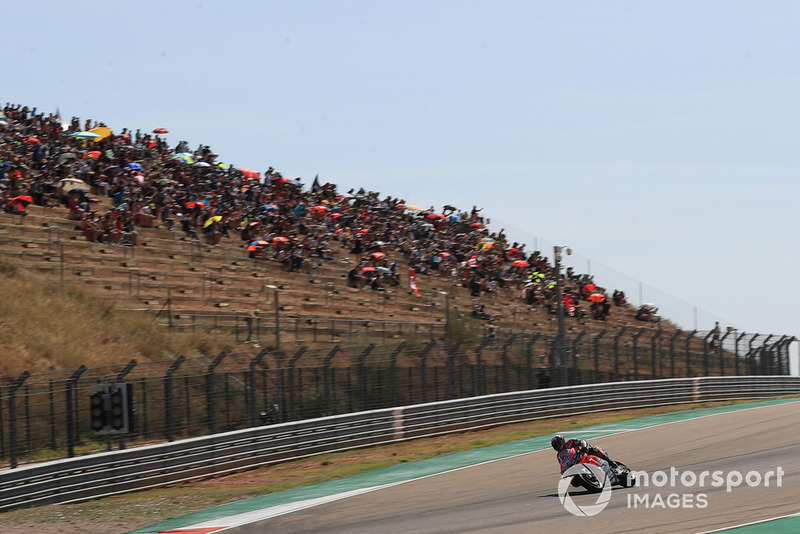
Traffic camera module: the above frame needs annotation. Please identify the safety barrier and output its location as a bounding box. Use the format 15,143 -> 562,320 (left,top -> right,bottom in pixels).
0,375 -> 797,512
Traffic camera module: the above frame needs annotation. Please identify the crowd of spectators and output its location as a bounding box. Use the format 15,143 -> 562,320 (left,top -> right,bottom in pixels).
0,102 -> 640,326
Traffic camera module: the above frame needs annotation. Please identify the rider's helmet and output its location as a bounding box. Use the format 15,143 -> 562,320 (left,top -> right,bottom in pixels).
551,434 -> 565,451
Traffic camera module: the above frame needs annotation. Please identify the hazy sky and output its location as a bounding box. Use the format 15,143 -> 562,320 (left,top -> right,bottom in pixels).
5,1 -> 799,369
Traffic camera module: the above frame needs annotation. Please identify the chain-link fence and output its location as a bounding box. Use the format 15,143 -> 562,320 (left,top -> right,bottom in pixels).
0,329 -> 791,469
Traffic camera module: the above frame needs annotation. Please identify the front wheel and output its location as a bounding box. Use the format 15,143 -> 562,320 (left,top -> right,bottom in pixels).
614,462 -> 635,487
577,473 -> 604,493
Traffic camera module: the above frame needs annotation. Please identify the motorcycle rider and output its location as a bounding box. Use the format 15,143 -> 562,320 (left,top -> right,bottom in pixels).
551,434 -> 618,485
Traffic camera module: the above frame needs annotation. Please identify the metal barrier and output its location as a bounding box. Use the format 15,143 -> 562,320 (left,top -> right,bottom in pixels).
0,375 -> 797,512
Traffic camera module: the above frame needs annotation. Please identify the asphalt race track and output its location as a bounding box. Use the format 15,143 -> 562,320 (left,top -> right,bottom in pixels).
224,402 -> 799,534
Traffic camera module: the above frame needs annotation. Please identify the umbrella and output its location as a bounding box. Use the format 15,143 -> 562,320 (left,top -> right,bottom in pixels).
440,252 -> 452,257
125,162 -> 143,170
84,151 -> 102,159
376,266 -> 392,274
153,128 -> 169,134
272,236 -> 290,243
193,161 -> 212,168
6,196 -> 33,210
470,222 -> 486,229
480,242 -> 495,250
310,205 -> 328,214
239,168 -> 260,180
171,154 -> 194,164
26,136 -> 41,145
89,127 -> 112,140
185,201 -> 206,210
56,153 -> 78,165
65,183 -> 91,194
248,240 -> 270,247
203,215 -> 223,228
405,205 -> 426,211
588,292 -> 606,303
370,251 -> 386,259
69,131 -> 101,139
426,213 -> 445,220
58,177 -> 87,186
361,266 -> 377,273
512,260 -> 530,268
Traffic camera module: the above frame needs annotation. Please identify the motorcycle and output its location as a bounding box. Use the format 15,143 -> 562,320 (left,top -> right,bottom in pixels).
561,453 -> 635,493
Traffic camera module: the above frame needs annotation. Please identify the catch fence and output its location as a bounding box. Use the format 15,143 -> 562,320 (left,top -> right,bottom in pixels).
0,329 -> 790,469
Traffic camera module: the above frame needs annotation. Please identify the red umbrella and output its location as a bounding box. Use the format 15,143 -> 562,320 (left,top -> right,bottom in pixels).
440,252 -> 452,257
370,251 -> 386,258
588,292 -> 606,303
84,151 -> 102,159
470,222 -> 485,228
310,205 -> 328,213
331,213 -> 342,219
358,228 -> 370,234
185,201 -> 206,210
5,196 -> 33,213
153,128 -> 168,134
272,236 -> 290,243
275,176 -> 293,185
426,213 -> 445,220
239,168 -> 260,180
8,195 -> 33,207
361,266 -> 377,272
512,260 -> 530,268
26,136 -> 41,145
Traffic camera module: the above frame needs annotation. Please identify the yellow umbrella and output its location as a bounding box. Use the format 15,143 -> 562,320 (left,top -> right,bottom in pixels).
405,204 -> 426,211
203,215 -> 222,228
89,126 -> 112,141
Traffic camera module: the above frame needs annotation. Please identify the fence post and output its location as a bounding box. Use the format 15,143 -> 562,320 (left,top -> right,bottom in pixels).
206,352 -> 228,434
248,349 -> 270,427
669,330 -> 682,378
702,331 -> 715,376
718,330 -> 733,376
164,355 -> 186,442
475,338 -> 491,396
734,332 -> 746,375
65,365 -> 87,459
357,344 -> 376,411
570,332 -> 585,386
323,346 -> 342,416
287,347 -> 308,421
760,335 -> 773,375
685,330 -> 698,376
632,329 -> 645,380
447,340 -> 464,399
593,331 -> 608,383
419,340 -> 436,403
650,329 -> 662,379
9,371 -> 31,469
114,360 -> 138,450
526,334 -> 541,389
502,335 -> 516,392
613,328 -> 627,380
390,342 -> 408,407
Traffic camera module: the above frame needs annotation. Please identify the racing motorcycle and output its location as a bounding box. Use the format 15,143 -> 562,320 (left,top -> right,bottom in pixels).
561,452 -> 635,493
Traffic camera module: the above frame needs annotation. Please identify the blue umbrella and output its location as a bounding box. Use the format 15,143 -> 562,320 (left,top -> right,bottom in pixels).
69,131 -> 101,139
125,163 -> 143,170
